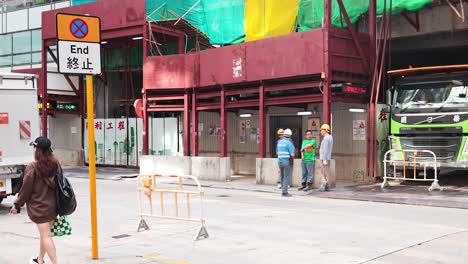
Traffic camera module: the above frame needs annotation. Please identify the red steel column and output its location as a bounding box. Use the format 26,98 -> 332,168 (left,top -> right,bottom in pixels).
178,34 -> 185,54
142,25 -> 149,155
220,87 -> 227,157
191,91 -> 199,156
369,0 -> 376,77
40,39 -> 48,136
259,84 -> 266,158
322,0 -> 332,125
183,92 -> 190,156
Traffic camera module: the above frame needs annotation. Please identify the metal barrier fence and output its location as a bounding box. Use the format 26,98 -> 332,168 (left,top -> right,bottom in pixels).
137,174 -> 209,241
382,149 -> 443,191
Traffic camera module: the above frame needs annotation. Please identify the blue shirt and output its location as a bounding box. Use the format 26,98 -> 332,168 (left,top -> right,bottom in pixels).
276,138 -> 295,163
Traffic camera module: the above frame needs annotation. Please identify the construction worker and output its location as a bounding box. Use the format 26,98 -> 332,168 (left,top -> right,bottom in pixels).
299,130 -> 317,191
276,129 -> 284,189
319,124 -> 333,191
277,128 -> 295,197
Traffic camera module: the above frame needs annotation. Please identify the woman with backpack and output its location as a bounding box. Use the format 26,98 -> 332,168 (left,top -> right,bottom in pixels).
10,136 -> 59,264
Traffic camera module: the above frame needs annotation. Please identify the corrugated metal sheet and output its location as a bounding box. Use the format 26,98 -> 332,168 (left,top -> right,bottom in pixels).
144,53 -> 199,89
330,28 -> 370,75
245,29 -> 324,81
198,111 -> 258,154
332,103 -> 367,155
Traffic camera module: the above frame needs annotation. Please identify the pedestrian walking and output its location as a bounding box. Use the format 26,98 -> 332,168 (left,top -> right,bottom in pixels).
299,130 -> 317,191
319,124 -> 333,192
10,137 -> 59,264
276,128 -> 295,197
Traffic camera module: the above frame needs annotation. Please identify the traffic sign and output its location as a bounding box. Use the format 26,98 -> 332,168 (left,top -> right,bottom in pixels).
57,13 -> 100,43
57,13 -> 101,75
56,13 -> 101,260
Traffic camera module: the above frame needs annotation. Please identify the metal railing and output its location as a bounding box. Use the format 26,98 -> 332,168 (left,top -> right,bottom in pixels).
382,149 -> 443,191
137,174 -> 209,241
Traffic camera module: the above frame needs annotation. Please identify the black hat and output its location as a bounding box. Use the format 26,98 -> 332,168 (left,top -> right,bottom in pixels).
30,136 -> 52,151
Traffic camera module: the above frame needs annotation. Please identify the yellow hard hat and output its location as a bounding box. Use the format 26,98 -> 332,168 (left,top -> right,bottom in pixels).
320,124 -> 331,131
277,129 -> 284,135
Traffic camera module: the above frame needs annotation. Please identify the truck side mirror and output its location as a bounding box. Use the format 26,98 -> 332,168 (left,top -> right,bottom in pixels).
386,89 -> 392,106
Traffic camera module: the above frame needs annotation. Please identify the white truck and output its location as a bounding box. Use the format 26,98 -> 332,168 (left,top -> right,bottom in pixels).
0,72 -> 39,204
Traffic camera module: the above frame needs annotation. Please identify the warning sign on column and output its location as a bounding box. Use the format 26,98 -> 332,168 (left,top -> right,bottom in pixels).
353,120 -> 366,141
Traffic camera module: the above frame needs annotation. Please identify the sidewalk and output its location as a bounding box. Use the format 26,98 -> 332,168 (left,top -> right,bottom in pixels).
63,167 -> 468,209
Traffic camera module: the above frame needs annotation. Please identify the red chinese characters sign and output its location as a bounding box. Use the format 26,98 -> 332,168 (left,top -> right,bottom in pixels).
0,113 -> 9,124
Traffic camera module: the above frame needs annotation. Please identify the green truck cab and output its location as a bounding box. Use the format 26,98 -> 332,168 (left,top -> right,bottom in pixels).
387,65 -> 468,169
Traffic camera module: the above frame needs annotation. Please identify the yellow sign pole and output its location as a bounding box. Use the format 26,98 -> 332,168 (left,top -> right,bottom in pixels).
86,74 -> 99,259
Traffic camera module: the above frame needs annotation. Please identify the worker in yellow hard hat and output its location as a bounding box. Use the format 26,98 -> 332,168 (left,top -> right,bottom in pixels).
277,128 -> 284,135
319,124 -> 333,191
320,124 -> 330,132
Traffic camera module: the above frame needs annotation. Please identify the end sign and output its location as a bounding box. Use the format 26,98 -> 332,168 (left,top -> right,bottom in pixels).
57,13 -> 101,75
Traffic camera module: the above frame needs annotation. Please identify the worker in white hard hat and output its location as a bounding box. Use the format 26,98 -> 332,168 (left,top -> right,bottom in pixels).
319,124 -> 333,191
276,128 -> 295,197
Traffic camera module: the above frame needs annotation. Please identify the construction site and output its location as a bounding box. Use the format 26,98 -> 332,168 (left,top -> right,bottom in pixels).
3,0 -> 467,187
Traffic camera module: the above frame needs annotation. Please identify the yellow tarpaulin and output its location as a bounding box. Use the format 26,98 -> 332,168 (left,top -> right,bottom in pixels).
245,0 -> 299,42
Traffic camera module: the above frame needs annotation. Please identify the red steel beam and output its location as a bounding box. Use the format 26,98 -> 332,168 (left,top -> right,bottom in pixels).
147,107 -> 184,112
336,0 -> 368,71
369,0 -> 376,79
226,99 -> 259,109
150,23 -> 185,38
259,84 -> 266,158
147,96 -> 185,101
323,0 -> 332,125
197,91 -> 220,99
183,93 -> 190,156
401,11 -> 420,32
265,94 -> 323,106
142,24 -> 149,155
196,103 -> 220,111
220,87 -> 227,157
264,81 -> 322,92
191,92 -> 199,156
225,87 -> 259,96
47,109 -> 81,115
47,47 -> 79,96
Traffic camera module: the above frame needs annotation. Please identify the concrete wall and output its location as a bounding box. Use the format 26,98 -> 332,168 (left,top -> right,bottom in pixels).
192,157 -> 231,181
256,158 -> 336,188
139,155 -> 231,181
48,114 -> 82,150
140,155 -> 191,176
48,114 -> 83,166
54,148 -> 84,167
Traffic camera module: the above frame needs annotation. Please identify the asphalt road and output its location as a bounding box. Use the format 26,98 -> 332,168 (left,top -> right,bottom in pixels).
1,177 -> 468,264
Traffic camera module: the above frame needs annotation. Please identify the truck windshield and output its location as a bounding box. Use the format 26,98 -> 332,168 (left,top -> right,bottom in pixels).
395,81 -> 468,110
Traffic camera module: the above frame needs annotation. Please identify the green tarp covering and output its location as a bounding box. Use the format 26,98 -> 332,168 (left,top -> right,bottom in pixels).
146,0 -> 245,45
71,0 -> 96,5
296,0 -> 432,31
73,0 -> 433,45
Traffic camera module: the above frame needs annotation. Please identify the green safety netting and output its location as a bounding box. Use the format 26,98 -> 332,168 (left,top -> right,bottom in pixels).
104,47 -> 143,69
146,0 -> 245,45
296,0 -> 432,31
71,0 -> 96,5
73,0 -> 433,45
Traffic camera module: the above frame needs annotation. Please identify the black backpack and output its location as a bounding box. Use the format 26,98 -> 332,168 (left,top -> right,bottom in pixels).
55,166 -> 77,216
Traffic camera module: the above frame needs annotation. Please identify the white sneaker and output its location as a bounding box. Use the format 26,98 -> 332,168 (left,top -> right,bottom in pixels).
277,184 -> 281,189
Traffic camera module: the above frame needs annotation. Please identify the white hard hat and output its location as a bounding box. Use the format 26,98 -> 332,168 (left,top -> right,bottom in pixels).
284,129 -> 292,137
